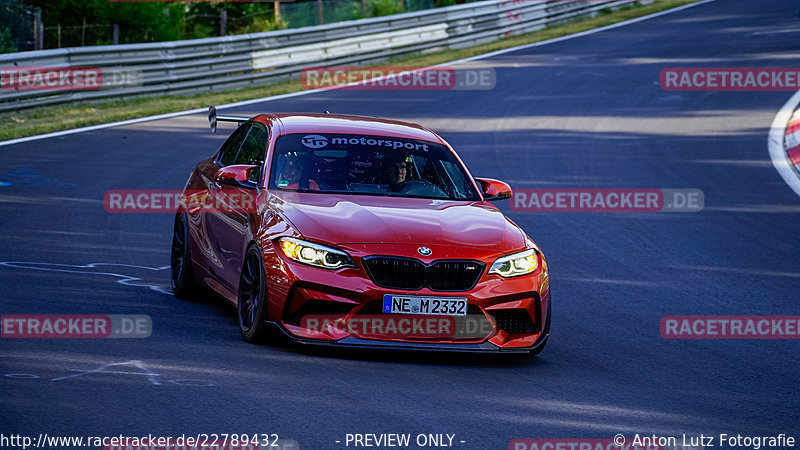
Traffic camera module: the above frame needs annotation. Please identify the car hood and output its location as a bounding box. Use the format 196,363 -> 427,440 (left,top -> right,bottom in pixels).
270,192 -> 526,253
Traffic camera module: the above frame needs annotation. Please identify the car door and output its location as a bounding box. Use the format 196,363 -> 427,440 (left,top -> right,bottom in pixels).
208,122 -> 268,291
196,123 -> 252,289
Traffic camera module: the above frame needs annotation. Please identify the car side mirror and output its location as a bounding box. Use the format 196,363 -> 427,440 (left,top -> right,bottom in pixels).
475,177 -> 512,201
215,165 -> 259,189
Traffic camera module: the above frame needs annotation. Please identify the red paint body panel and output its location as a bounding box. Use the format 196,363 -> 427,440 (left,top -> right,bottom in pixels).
179,113 -> 550,353
271,192 -> 525,251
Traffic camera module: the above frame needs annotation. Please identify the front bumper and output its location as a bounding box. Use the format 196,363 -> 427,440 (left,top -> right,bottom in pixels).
263,241 -> 551,352
270,322 -> 549,354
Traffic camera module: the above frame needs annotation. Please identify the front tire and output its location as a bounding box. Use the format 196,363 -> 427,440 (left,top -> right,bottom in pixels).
171,213 -> 202,299
238,244 -> 271,343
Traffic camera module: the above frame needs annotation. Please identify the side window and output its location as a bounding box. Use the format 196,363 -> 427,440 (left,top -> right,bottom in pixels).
217,124 -> 251,167
234,123 -> 268,166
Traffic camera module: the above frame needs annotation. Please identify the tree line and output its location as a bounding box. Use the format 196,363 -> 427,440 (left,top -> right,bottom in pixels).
2,0 -> 459,51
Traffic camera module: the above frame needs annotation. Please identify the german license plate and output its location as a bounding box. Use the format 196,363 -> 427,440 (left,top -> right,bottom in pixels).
383,294 -> 468,316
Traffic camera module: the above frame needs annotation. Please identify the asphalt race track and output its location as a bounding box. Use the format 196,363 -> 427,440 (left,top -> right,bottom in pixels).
2,0 -> 799,448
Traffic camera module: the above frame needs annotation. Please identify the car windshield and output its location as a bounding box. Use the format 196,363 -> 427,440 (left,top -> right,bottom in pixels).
269,133 -> 481,201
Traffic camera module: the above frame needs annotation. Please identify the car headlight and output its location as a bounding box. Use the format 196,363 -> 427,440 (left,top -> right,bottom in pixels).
488,249 -> 538,278
279,237 -> 355,269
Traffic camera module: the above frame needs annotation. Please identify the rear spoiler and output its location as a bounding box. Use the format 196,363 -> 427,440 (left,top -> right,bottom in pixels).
208,106 -> 249,133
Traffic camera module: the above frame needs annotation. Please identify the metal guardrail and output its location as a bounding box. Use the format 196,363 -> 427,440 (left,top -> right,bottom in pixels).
0,0 -> 644,112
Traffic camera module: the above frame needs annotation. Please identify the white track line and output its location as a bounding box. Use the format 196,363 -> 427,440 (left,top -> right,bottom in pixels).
0,0 -> 715,148
768,90 -> 800,198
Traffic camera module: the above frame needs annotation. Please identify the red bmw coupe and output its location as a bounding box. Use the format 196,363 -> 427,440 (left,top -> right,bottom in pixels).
170,107 -> 550,354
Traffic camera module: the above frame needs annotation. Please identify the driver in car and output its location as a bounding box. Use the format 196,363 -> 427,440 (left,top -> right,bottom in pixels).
277,154 -> 319,190
388,158 -> 409,192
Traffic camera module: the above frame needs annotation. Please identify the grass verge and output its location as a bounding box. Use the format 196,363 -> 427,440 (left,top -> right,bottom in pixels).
0,0 -> 698,142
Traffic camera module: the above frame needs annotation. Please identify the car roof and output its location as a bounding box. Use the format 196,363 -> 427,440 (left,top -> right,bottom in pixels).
251,113 -> 444,144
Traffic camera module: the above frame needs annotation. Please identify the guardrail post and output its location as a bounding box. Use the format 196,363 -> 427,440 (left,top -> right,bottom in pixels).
34,10 -> 43,50
317,0 -> 324,25
220,7 -> 228,36
113,24 -> 119,45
